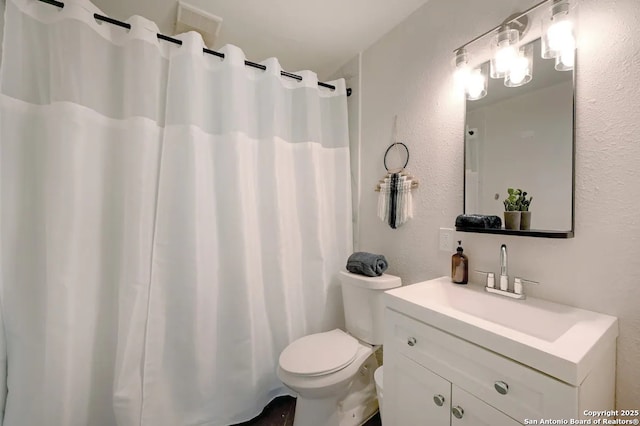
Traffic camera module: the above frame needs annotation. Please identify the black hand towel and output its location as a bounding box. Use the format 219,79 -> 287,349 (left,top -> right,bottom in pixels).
455,214 -> 502,229
346,252 -> 388,277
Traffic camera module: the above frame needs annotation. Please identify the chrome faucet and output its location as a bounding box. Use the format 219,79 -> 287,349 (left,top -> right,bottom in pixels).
499,244 -> 508,291
478,243 -> 539,300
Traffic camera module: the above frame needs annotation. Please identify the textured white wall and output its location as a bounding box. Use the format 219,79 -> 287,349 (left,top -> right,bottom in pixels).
358,0 -> 640,408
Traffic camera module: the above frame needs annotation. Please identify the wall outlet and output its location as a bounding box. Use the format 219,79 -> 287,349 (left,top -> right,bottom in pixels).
439,228 -> 454,252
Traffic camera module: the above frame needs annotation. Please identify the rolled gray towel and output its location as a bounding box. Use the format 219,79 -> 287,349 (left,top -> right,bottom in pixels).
346,252 -> 388,277
455,214 -> 502,229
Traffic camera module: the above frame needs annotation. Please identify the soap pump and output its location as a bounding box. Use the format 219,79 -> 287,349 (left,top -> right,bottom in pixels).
451,240 -> 468,284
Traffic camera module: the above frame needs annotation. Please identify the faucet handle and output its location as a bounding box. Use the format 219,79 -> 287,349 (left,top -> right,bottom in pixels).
513,277 -> 539,295
475,270 -> 496,288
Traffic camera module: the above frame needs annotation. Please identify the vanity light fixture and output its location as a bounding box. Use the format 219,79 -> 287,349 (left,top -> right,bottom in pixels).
453,0 -> 577,100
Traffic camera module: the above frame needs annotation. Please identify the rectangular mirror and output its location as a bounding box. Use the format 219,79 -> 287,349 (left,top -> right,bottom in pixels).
461,38 -> 575,238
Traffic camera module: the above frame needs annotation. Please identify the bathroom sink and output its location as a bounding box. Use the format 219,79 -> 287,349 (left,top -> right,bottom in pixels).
420,282 -> 576,342
384,277 -> 618,385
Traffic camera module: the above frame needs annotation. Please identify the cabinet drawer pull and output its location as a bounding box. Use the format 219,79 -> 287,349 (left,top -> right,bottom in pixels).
451,405 -> 464,419
433,394 -> 445,407
407,337 -> 417,346
494,381 -> 509,395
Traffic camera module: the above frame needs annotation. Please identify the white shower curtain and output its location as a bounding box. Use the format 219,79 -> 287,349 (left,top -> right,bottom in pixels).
0,0 -> 351,425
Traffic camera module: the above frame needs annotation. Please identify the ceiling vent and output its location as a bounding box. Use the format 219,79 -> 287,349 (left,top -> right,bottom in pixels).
175,1 -> 223,48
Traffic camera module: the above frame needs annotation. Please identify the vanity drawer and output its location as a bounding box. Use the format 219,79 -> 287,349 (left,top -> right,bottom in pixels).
385,309 -> 578,422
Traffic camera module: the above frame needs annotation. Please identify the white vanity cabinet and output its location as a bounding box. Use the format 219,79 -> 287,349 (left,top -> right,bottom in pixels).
389,354 -> 450,425
388,351 -> 520,426
383,278 -> 618,426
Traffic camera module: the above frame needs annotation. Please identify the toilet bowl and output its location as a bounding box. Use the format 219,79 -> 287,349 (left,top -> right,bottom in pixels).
278,329 -> 379,426
277,271 -> 401,426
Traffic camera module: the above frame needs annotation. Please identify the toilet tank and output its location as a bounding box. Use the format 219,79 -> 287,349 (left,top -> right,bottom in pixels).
339,271 -> 402,345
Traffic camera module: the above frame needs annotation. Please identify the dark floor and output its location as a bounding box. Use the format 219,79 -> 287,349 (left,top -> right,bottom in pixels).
233,396 -> 381,426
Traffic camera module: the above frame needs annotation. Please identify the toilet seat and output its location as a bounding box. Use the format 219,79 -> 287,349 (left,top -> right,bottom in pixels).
279,329 -> 359,377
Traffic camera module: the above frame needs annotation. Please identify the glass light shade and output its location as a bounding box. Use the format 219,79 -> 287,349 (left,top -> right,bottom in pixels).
505,44 -> 533,87
466,65 -> 488,101
490,28 -> 520,79
542,0 -> 576,59
555,48 -> 575,71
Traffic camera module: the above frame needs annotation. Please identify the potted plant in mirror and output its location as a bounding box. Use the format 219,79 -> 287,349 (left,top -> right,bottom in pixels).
519,191 -> 533,230
503,188 -> 522,230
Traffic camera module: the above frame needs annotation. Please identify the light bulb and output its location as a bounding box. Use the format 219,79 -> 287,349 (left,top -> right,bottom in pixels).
466,69 -> 486,100
454,65 -> 471,88
561,52 -> 574,68
555,49 -> 575,71
505,44 -> 533,88
490,28 -> 519,79
547,20 -> 575,52
495,44 -> 517,74
467,82 -> 484,99
509,58 -> 529,85
453,48 -> 471,93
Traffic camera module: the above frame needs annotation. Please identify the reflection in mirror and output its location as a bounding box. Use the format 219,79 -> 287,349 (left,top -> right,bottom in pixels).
464,38 -> 574,236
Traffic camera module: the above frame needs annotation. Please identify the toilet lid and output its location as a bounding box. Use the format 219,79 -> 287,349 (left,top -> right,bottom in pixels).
279,329 -> 359,376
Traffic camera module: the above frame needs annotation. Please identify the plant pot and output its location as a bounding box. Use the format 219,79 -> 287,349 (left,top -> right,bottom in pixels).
504,211 -> 521,230
520,211 -> 532,230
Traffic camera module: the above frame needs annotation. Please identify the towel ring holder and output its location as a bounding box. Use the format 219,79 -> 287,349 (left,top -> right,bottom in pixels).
384,142 -> 410,173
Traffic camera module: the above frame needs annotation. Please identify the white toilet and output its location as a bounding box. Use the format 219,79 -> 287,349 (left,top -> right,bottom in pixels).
278,271 -> 401,426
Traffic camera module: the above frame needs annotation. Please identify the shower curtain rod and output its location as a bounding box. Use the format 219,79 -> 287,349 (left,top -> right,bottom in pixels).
36,0 -> 352,97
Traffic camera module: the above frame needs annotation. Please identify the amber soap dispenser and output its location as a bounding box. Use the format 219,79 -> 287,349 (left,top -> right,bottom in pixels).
451,240 -> 468,284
